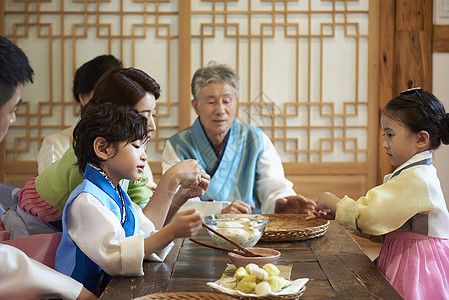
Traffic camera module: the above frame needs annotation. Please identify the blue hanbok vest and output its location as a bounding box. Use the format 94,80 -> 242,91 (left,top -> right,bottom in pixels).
168,118 -> 264,213
55,164 -> 139,293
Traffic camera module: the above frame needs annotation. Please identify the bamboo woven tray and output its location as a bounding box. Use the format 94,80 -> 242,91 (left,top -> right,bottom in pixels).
260,214 -> 329,242
134,292 -> 234,300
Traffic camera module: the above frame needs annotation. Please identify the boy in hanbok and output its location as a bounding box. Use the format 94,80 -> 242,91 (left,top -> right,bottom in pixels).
310,88 -> 449,299
55,103 -> 204,294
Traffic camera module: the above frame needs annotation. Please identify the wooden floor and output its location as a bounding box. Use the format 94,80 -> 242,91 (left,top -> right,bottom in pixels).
349,232 -> 382,261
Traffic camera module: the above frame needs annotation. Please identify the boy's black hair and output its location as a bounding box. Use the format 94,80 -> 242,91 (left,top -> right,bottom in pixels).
0,36 -> 34,108
72,55 -> 122,103
383,88 -> 449,150
73,102 -> 148,173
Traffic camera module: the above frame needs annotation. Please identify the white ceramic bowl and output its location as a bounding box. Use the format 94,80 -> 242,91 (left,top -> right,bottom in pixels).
203,214 -> 269,249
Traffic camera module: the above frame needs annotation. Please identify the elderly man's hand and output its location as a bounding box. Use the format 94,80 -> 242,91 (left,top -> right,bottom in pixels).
274,195 -> 315,214
221,200 -> 255,214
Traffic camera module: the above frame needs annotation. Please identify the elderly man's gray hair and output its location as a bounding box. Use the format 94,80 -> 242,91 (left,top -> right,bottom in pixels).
191,61 -> 239,101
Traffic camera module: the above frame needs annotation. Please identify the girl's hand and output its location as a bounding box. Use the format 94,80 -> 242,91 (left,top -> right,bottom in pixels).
170,208 -> 203,238
307,208 -> 336,220
316,192 -> 340,213
306,192 -> 340,220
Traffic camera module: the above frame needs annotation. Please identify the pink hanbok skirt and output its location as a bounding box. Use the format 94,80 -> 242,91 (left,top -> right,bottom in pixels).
377,230 -> 449,300
18,175 -> 62,222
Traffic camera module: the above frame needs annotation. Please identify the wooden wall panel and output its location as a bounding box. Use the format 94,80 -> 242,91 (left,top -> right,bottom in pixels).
433,25 -> 449,52
377,0 -> 396,182
290,175 -> 367,201
367,0 -> 380,189
178,0 -> 192,131
394,0 -> 432,90
3,161 -> 37,187
377,0 -> 433,181
394,30 -> 432,91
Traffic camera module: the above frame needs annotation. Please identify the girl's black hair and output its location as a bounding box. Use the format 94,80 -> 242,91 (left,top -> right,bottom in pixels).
73,102 -> 148,173
382,88 -> 449,150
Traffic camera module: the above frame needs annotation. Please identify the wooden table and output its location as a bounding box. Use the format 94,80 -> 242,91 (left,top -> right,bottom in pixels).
100,220 -> 403,299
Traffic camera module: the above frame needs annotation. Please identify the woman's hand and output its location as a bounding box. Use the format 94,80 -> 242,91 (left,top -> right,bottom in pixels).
165,159 -> 210,192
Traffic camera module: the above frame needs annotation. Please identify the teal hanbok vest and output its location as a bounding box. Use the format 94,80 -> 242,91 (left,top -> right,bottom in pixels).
168,119 -> 264,213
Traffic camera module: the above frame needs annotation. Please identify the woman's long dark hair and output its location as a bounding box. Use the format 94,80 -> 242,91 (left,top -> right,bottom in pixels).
90,67 -> 160,107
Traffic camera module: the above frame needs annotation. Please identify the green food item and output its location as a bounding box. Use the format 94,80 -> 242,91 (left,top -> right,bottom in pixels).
233,267 -> 249,280
220,277 -> 237,289
263,263 -> 281,277
265,276 -> 281,292
235,281 -> 257,293
239,274 -> 257,283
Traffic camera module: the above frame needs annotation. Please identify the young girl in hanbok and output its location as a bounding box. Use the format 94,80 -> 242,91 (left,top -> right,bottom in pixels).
310,88 -> 449,299
55,102 -> 205,295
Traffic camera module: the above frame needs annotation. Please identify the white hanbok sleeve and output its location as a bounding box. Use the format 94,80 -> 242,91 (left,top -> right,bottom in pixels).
161,140 -> 180,173
0,244 -> 83,300
142,161 -> 157,190
255,133 -> 296,213
67,193 -> 173,277
37,126 -> 74,173
161,141 -> 231,215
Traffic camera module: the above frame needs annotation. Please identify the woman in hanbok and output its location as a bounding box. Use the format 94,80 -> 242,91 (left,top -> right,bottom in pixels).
9,68 -> 209,238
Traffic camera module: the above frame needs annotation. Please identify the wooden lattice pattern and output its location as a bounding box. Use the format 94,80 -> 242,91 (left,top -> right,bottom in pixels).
190,0 -> 370,162
3,0 -> 179,162
3,0 -> 371,164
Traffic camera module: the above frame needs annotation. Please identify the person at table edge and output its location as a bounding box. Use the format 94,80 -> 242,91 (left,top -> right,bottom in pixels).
162,61 -> 315,215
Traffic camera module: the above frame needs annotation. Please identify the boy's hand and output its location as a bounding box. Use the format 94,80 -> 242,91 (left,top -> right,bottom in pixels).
170,208 -> 203,238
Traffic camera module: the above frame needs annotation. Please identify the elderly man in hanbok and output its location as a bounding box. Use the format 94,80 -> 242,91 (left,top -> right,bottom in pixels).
162,62 -> 315,216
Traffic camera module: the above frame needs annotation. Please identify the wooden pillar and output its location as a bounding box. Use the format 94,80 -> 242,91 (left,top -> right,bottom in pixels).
378,0 -> 396,183
394,0 -> 433,91
1,2 -> 6,182
178,0 -> 192,130
377,0 -> 433,183
0,1 -> 4,35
